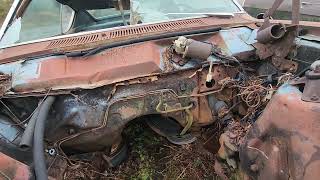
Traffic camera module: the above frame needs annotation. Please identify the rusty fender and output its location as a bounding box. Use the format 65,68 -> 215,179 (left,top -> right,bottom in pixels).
47,65 -> 237,152
240,84 -> 320,180
0,152 -> 31,180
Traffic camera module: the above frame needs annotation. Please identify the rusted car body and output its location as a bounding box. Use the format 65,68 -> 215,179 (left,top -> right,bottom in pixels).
0,0 -> 319,179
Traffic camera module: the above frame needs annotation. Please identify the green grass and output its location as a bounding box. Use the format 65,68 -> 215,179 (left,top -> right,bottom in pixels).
0,0 -> 13,25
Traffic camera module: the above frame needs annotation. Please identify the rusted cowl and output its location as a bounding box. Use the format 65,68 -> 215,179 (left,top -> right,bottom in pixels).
0,152 -> 31,179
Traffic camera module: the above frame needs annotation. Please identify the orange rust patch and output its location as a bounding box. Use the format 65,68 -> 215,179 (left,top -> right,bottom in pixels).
18,42 -> 161,91
118,106 -> 140,120
0,153 -> 30,180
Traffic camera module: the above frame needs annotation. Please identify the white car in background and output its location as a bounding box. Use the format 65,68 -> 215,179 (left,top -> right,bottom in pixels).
239,0 -> 319,16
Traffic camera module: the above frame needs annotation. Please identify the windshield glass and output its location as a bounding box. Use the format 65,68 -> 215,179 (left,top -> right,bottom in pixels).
131,0 -> 240,23
0,0 -> 241,47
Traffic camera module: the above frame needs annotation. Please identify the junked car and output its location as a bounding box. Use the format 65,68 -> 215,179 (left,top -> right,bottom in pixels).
0,0 -> 319,179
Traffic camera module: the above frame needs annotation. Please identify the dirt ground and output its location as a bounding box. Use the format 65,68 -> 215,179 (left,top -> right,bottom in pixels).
60,121 -> 236,180
45,114 -> 253,180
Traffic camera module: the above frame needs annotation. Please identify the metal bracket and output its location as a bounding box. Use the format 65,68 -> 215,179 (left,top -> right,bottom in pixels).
302,70 -> 320,103
290,61 -> 320,103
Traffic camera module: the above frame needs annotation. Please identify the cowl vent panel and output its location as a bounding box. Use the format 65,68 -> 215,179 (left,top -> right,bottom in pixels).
110,19 -> 206,38
46,19 -> 206,49
47,34 -> 105,49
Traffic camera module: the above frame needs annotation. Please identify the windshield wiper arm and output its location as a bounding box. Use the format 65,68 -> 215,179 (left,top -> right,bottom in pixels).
166,12 -> 234,18
76,26 -> 222,58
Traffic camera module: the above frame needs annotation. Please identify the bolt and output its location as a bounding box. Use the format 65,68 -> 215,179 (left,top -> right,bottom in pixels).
250,164 -> 259,172
48,148 -> 56,156
68,128 -> 76,135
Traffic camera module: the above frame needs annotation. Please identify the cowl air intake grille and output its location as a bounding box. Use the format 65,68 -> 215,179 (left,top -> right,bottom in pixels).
47,34 -> 102,49
109,19 -> 206,38
47,19 -> 206,49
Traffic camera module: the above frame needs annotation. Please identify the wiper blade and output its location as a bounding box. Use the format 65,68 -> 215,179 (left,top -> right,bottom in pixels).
65,51 -> 88,57
77,26 -> 222,58
166,12 -> 234,18
82,27 -> 222,58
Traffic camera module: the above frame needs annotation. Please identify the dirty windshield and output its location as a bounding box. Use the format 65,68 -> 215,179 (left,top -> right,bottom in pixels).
0,0 -> 241,47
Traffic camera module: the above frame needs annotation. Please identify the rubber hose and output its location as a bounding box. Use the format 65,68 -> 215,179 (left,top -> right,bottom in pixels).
19,109 -> 39,150
33,96 -> 55,180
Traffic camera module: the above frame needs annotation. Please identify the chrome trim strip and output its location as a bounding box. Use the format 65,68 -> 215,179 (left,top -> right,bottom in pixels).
0,0 -> 246,50
0,0 -> 21,41
166,13 -> 235,17
232,0 -> 245,11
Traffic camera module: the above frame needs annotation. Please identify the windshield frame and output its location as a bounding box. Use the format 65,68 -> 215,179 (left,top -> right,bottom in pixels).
0,0 -> 245,49
0,0 -> 20,42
